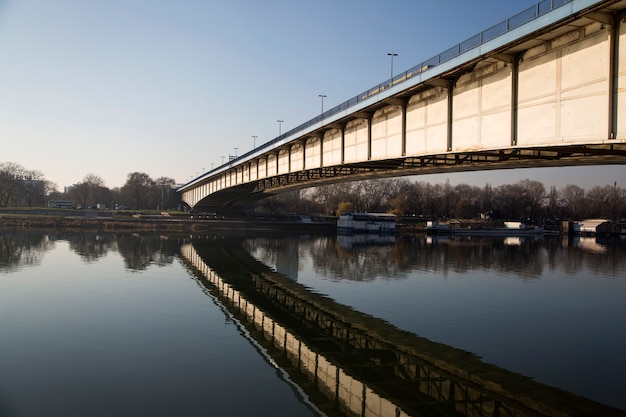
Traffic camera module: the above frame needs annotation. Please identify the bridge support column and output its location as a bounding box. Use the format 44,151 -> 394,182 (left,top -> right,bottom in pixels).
319,133 -> 324,167
447,80 -> 454,152
367,113 -> 373,160
340,124 -> 345,164
401,98 -> 408,156
609,11 -> 625,139
512,55 -> 519,146
276,150 -> 280,176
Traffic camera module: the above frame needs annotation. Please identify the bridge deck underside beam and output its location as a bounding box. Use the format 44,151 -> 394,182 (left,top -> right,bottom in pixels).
193,144 -> 626,209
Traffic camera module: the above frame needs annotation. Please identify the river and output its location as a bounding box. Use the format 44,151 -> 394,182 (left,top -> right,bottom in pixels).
0,230 -> 624,416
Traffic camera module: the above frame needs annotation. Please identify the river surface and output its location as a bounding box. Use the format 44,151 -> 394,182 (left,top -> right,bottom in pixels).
0,230 -> 624,416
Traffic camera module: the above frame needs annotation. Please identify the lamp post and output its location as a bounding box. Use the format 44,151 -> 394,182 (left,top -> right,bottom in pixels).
233,147 -> 238,157
387,52 -> 398,81
221,156 -> 225,165
318,94 -> 327,115
252,135 -> 257,148
277,119 -> 284,135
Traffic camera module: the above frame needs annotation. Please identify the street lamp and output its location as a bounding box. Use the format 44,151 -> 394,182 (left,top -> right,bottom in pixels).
252,135 -> 257,148
387,52 -> 398,81
277,119 -> 284,136
221,156 -> 225,164
233,147 -> 238,157
318,94 -> 327,115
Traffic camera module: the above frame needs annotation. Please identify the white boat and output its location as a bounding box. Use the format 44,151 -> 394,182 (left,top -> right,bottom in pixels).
337,213 -> 397,234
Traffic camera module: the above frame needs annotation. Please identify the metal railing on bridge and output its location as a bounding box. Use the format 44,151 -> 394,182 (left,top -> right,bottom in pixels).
188,0 -> 574,185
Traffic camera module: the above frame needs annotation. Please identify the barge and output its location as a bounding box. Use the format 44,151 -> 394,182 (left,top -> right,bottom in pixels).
337,213 -> 397,234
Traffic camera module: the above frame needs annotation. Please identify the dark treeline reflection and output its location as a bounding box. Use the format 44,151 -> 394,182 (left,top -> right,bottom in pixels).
115,234 -> 182,270
0,231 -> 51,273
245,234 -> 626,282
68,233 -> 116,262
0,232 -> 186,272
3,231 -> 625,278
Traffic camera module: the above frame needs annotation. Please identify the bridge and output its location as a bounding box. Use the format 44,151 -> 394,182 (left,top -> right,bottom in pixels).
179,0 -> 626,210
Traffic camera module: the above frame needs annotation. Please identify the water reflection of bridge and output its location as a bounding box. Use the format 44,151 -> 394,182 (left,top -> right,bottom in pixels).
179,238 -> 625,417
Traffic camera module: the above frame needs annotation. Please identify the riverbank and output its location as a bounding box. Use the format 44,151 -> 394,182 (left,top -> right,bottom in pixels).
0,210 -> 337,233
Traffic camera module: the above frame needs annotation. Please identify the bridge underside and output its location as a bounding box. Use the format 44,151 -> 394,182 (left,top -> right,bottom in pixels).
193,144 -> 626,209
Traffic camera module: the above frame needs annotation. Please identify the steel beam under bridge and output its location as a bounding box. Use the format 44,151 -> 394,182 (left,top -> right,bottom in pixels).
179,0 -> 626,210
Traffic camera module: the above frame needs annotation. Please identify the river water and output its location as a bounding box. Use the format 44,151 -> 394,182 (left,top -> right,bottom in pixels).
0,230 -> 624,417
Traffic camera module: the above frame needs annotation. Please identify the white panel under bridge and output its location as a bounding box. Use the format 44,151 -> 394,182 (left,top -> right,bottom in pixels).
179,0 -> 626,210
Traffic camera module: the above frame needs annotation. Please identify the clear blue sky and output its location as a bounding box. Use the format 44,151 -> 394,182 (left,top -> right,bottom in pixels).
1,0 -> 624,190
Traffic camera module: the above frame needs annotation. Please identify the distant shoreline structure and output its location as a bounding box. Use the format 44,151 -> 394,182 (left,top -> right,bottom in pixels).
425,220 -> 544,236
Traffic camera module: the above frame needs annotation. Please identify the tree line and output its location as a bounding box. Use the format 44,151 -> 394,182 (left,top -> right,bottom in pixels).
258,177 -> 626,221
1,161 -> 624,220
0,162 -> 180,210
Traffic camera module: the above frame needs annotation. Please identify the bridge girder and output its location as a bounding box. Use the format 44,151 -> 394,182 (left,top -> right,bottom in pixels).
191,144 -> 626,210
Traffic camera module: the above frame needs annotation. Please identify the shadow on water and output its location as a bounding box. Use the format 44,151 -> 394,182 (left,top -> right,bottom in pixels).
180,234 -> 626,417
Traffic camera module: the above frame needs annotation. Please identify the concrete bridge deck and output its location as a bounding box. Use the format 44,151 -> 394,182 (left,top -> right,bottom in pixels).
180,0 -> 626,209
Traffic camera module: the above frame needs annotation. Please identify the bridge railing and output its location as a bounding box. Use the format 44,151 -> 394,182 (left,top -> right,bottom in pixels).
185,0 -> 574,187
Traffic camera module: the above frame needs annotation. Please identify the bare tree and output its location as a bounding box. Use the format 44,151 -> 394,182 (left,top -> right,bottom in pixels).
478,183 -> 495,218
494,183 -> 526,219
0,162 -> 47,207
388,195 -> 408,218
69,182 -> 91,208
586,185 -> 612,218
121,172 -> 155,209
310,182 -> 354,214
546,185 -> 560,219
0,162 -> 23,206
83,173 -> 104,188
84,174 -> 109,207
155,177 -> 176,210
20,170 -> 46,207
397,179 -> 423,216
560,184 -> 587,220
586,183 -> 626,220
519,179 -> 546,220
453,183 -> 481,218
67,174 -> 104,208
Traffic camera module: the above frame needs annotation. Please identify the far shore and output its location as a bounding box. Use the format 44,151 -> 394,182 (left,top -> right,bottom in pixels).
0,209 -> 338,233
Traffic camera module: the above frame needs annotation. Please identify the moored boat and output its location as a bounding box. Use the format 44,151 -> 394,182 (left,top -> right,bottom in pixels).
337,212 -> 397,234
